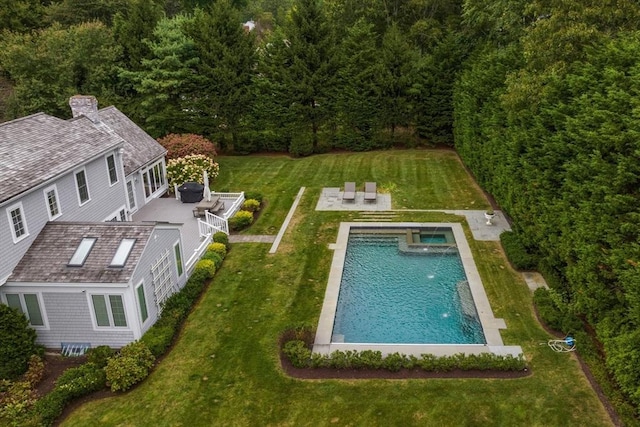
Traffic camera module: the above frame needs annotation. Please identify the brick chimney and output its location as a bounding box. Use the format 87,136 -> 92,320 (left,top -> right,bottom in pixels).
69,95 -> 100,123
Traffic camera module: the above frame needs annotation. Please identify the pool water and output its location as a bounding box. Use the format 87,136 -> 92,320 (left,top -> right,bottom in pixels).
420,234 -> 448,244
332,234 -> 486,344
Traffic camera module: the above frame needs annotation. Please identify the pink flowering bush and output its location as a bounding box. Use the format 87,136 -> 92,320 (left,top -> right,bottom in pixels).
157,134 -> 217,160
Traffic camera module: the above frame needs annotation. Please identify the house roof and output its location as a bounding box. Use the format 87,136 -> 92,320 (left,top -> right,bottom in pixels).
7,222 -> 155,284
0,113 -> 124,204
97,106 -> 167,176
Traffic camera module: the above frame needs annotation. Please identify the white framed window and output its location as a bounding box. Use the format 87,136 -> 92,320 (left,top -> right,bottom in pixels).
6,202 -> 29,243
126,179 -> 137,212
43,185 -> 62,220
106,154 -> 118,185
4,293 -> 47,328
104,207 -> 127,222
142,160 -> 166,200
75,168 -> 90,205
90,294 -> 128,328
152,249 -> 176,309
136,282 -> 149,323
174,241 -> 184,277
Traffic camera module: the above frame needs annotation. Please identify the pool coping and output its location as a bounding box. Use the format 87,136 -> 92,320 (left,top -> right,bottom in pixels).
313,222 -> 523,358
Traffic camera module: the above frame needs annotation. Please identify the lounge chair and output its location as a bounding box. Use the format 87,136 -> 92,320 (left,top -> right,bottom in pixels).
364,182 -> 377,202
342,182 -> 356,203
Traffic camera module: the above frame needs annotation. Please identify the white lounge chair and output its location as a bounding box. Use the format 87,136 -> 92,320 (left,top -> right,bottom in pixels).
364,182 -> 377,202
342,182 -> 356,203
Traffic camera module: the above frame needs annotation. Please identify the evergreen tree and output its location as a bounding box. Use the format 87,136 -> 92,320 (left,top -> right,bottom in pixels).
123,14 -> 200,137
334,18 -> 384,150
378,23 -> 418,144
185,1 -> 257,151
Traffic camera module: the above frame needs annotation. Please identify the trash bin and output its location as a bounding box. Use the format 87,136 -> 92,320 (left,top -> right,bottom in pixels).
177,182 -> 204,203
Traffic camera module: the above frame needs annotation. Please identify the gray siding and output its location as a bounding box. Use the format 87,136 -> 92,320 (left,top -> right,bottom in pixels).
131,227 -> 185,335
0,150 -> 127,281
38,292 -> 134,349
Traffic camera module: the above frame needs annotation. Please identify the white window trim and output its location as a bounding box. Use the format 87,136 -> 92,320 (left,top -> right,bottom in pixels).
6,202 -> 29,243
74,167 -> 91,206
142,159 -> 167,202
104,206 -> 127,222
135,281 -> 149,325
106,153 -> 119,186
1,292 -> 49,330
126,179 -> 137,213
173,240 -> 184,278
43,185 -> 62,221
87,292 -> 130,330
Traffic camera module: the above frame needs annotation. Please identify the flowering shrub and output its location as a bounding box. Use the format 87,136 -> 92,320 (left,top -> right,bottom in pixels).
166,154 -> 220,189
157,134 -> 217,160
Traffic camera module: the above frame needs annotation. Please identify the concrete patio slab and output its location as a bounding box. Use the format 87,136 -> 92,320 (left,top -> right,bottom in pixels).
315,187 -> 391,211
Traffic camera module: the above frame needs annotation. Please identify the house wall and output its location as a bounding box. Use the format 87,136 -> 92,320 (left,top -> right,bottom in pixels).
131,226 -> 186,336
0,149 -> 127,283
1,287 -> 135,349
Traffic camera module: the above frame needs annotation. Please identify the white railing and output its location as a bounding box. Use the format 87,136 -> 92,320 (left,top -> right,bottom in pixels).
201,212 -> 228,235
185,233 -> 212,274
216,191 -> 245,219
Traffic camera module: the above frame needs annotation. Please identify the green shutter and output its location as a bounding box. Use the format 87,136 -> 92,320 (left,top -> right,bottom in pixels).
137,285 -> 148,322
92,295 -> 110,326
109,295 -> 127,327
6,294 -> 23,313
174,243 -> 183,276
23,294 -> 43,326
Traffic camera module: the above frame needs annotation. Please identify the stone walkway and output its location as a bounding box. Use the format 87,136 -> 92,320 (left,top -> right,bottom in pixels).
228,235 -> 276,243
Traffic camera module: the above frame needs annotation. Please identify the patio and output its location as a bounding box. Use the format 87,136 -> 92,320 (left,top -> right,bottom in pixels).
315,187 -> 392,211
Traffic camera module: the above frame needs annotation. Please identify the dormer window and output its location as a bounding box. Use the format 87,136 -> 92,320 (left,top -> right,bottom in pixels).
68,237 -> 97,266
110,238 -> 136,267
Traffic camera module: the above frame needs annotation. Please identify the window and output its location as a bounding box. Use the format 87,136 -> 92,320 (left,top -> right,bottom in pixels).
142,160 -> 166,199
5,293 -> 45,326
152,249 -> 176,309
104,207 -> 127,222
136,283 -> 148,322
110,238 -> 136,267
174,242 -> 183,276
68,237 -> 97,266
7,202 -> 28,243
91,294 -> 127,327
106,154 -> 118,185
126,180 -> 136,211
43,186 -> 61,220
75,169 -> 90,205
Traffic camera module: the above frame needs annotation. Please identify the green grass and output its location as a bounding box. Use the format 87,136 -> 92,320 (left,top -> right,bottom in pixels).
63,150 -> 612,426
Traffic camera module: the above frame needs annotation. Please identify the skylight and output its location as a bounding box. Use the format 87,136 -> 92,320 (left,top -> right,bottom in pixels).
110,238 -> 136,267
68,238 -> 97,266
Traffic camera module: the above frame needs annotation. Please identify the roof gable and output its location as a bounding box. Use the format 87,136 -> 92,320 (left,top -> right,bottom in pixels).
0,113 -> 124,203
7,222 -> 156,284
97,107 -> 167,176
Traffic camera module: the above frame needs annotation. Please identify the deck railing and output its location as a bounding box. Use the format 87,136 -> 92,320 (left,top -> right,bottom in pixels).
185,233 -> 213,273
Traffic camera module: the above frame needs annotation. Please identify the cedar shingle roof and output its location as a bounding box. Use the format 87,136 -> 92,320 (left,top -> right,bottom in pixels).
0,113 -> 124,203
7,222 -> 155,284
97,107 -> 167,176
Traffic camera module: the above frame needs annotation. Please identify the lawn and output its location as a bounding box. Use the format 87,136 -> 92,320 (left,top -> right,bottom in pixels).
63,150 -> 612,426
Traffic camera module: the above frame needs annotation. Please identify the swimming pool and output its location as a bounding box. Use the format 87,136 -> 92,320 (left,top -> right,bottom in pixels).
314,222 -> 523,357
332,233 -> 485,344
